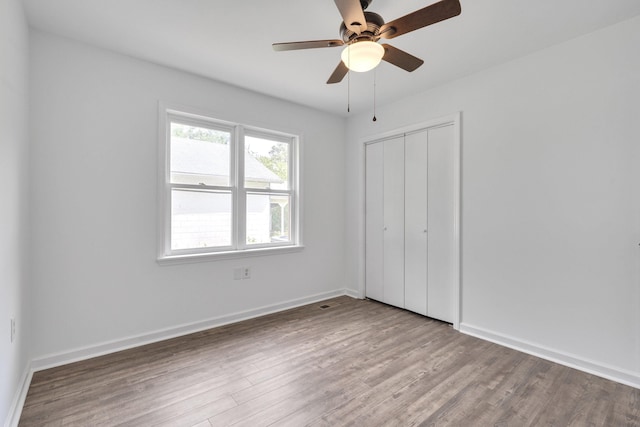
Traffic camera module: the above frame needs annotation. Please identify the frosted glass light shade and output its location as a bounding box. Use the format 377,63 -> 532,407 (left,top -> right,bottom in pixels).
341,41 -> 384,72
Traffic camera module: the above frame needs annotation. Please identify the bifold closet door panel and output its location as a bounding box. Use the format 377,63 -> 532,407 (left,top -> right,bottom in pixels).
427,125 -> 455,323
404,131 -> 428,315
383,137 -> 405,308
365,142 -> 384,302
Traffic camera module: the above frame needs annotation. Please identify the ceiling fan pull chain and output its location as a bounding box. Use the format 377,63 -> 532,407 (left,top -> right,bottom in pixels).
372,68 -> 377,122
347,48 -> 351,113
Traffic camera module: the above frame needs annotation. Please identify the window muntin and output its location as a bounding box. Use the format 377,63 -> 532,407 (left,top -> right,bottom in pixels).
161,109 -> 299,260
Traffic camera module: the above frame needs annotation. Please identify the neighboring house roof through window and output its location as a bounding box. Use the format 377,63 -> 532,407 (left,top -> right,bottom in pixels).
171,137 -> 282,184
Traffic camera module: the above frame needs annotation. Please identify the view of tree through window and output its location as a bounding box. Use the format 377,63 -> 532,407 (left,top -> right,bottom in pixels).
245,136 -> 290,243
171,123 -> 229,145
161,114 -> 297,257
249,143 -> 288,182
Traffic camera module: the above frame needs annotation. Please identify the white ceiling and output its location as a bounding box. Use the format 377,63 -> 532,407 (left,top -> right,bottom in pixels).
23,0 -> 640,116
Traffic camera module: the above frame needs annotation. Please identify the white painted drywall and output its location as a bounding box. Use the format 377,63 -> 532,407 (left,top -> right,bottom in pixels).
28,31 -> 347,359
0,0 -> 31,424
346,16 -> 640,377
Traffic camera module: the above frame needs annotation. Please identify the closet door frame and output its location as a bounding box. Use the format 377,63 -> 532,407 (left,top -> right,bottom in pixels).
361,112 -> 461,330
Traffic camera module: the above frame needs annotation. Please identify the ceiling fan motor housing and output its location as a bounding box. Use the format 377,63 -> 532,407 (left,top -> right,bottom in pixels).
340,11 -> 385,43
360,0 -> 373,10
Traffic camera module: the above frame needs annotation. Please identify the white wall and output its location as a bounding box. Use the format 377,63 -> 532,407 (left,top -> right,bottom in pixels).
346,16 -> 640,382
0,0 -> 30,424
29,31 -> 347,360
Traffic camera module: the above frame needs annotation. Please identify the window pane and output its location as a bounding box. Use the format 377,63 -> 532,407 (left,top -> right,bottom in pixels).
245,136 -> 289,190
171,190 -> 232,250
246,194 -> 290,245
170,122 -> 231,186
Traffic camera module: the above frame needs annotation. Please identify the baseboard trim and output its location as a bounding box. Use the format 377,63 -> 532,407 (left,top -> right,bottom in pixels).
344,288 -> 362,299
32,289 -> 349,372
460,323 -> 640,389
4,363 -> 32,427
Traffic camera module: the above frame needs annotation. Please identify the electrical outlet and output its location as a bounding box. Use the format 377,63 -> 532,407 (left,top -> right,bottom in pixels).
243,267 -> 251,279
10,318 -> 15,343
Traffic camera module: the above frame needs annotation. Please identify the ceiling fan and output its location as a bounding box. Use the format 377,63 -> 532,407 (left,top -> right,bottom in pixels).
273,0 -> 461,84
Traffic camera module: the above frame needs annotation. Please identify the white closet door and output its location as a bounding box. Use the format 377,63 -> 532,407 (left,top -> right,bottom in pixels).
365,142 -> 384,302
404,131 -> 428,315
383,137 -> 405,308
427,125 -> 455,323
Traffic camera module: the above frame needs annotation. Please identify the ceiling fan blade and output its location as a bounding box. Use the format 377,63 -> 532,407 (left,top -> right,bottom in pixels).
379,0 -> 461,40
334,0 -> 367,34
381,44 -> 424,72
327,61 -> 349,84
273,40 -> 344,51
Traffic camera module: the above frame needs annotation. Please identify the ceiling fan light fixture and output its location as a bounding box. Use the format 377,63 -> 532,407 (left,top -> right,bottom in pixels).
341,41 -> 384,72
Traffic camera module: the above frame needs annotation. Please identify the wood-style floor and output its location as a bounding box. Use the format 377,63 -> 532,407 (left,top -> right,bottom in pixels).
20,296 -> 640,426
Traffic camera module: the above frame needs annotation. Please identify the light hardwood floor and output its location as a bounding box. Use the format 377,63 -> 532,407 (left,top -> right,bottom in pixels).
20,296 -> 640,426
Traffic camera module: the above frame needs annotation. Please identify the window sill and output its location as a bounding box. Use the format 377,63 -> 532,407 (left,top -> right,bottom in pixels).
157,245 -> 305,265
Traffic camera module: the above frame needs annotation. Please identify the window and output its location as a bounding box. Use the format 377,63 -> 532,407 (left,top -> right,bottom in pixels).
158,107 -> 300,262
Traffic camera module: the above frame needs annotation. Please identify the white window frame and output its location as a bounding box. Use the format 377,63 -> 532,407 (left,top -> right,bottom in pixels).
157,105 -> 302,264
